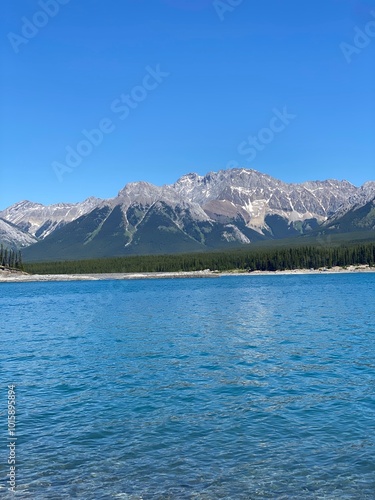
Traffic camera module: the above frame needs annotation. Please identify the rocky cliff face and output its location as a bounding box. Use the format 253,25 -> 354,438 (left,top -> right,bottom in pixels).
322,194 -> 375,233
173,169 -> 358,230
0,197 -> 102,239
0,218 -> 37,250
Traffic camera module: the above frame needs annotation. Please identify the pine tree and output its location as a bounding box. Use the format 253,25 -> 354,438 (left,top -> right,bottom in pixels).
17,250 -> 24,271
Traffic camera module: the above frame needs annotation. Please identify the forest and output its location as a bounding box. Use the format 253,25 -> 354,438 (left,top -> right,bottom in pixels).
0,245 -> 24,270
23,242 -> 375,275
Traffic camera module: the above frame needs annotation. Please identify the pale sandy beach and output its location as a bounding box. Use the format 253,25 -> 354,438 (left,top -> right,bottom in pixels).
0,265 -> 374,282
0,269 -> 220,282
222,264 -> 375,276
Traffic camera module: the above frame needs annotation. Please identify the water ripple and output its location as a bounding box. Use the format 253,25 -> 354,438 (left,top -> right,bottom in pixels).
0,274 -> 374,498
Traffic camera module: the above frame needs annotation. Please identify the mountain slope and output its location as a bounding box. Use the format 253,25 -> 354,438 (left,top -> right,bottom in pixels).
323,196 -> 375,233
22,199 -> 266,261
0,218 -> 37,250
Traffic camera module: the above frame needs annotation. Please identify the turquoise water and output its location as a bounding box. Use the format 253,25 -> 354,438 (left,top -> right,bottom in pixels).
1,274 -> 375,499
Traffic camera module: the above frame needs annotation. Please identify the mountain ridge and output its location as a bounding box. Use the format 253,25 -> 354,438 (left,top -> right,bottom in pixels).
1,168 -> 374,260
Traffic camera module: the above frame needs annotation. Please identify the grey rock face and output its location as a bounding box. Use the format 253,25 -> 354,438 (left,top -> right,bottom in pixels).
0,197 -> 102,239
0,218 -> 37,250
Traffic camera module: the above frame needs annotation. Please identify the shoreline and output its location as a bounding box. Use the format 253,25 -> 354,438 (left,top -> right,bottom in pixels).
1,265 -> 375,282
0,269 -> 221,282
222,265 -> 375,276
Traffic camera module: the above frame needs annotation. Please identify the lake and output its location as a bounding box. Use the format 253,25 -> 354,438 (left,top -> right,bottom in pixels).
1,274 -> 374,499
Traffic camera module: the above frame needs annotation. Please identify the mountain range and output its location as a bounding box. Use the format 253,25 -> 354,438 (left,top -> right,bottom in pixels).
1,169 -> 374,262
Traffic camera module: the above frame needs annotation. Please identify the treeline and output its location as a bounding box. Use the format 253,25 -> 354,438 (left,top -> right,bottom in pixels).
23,242 -> 375,275
0,245 -> 24,270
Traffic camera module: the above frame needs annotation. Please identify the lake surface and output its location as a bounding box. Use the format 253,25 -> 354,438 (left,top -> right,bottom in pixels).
1,274 -> 375,499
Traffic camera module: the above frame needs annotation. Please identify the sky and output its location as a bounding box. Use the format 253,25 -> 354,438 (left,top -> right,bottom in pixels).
1,0 -> 374,209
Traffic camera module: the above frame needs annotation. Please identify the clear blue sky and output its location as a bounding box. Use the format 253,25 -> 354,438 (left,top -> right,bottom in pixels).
1,0 -> 374,209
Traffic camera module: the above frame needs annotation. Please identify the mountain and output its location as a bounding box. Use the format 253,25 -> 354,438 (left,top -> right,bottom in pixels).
172,169 -> 358,236
0,218 -> 37,250
1,169 -> 374,261
21,181 -> 266,261
0,197 -> 102,239
321,182 -> 375,224
322,195 -> 375,234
